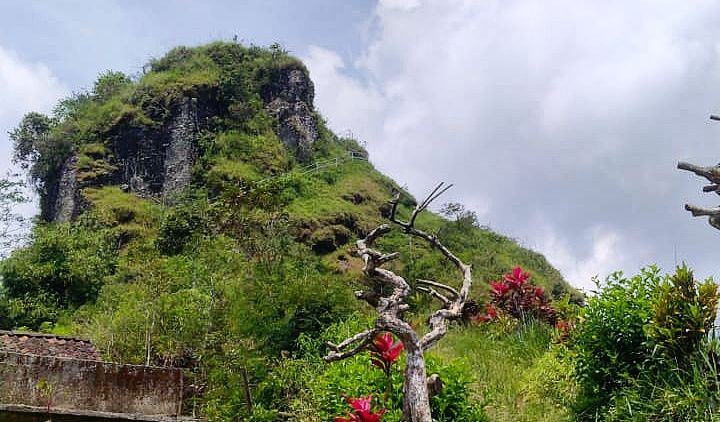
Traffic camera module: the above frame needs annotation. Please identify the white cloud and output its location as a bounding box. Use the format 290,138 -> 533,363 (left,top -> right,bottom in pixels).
305,0 -> 720,287
0,46 -> 66,170
537,225 -> 642,292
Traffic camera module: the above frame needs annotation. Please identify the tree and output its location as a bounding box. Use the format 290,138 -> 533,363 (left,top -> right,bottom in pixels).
439,202 -> 478,227
9,112 -> 70,195
324,183 -> 474,422
92,70 -> 131,103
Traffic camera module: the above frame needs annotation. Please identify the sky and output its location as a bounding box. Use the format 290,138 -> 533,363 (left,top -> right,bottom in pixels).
2,0 -> 720,291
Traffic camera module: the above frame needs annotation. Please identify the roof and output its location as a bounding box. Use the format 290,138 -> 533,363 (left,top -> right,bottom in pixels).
0,330 -> 100,361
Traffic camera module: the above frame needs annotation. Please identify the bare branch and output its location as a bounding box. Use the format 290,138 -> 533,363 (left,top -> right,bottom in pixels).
408,183 -> 453,228
421,309 -> 456,350
324,329 -> 376,362
406,227 -> 472,300
390,183 -> 454,230
354,290 -> 380,307
358,224 -> 392,249
678,161 -> 720,185
703,184 -> 720,193
416,279 -> 459,299
417,286 -> 451,307
684,204 -> 720,231
685,203 -> 720,217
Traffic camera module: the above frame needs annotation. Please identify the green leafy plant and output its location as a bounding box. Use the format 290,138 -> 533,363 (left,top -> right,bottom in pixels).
572,267 -> 660,417
646,265 -> 718,363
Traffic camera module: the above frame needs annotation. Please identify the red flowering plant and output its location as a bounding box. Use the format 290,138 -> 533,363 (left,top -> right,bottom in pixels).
369,332 -> 404,376
472,303 -> 498,322
334,395 -> 386,422
483,266 -> 557,324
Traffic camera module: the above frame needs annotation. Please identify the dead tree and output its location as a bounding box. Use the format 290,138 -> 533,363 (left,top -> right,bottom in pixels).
678,117 -> 720,230
324,183 -> 473,422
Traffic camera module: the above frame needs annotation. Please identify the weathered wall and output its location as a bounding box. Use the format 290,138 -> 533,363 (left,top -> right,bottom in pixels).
0,352 -> 183,417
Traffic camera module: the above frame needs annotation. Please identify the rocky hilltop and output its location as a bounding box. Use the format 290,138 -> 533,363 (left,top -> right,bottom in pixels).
46,50 -> 318,223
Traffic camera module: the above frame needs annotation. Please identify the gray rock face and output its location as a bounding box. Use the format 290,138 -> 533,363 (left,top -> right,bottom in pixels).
46,97 -> 200,222
50,154 -> 82,223
45,67 -> 318,222
108,97 -> 200,201
113,126 -> 164,197
163,97 -> 198,197
264,69 -> 318,161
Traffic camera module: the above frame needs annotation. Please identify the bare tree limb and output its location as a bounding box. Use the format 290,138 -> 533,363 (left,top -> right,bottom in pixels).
678,161 -> 720,185
685,203 -> 720,217
390,183 -> 454,230
702,184 -> 720,194
324,329 -> 376,362
417,286 -> 451,307
417,279 -> 460,299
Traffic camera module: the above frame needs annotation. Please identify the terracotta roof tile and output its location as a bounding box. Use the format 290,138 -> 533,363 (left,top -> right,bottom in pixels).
0,330 -> 100,361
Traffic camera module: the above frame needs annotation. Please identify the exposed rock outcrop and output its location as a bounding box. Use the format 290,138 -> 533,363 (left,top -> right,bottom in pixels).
163,97 -> 198,197
49,154 -> 83,223
264,68 -> 318,161
45,66 -> 318,222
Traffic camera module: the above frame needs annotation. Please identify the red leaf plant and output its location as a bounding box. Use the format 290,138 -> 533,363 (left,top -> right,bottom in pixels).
485,266 -> 557,324
472,304 -> 498,322
334,395 -> 386,422
369,332 -> 404,374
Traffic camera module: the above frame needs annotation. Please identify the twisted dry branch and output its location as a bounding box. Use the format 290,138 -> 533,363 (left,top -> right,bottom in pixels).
323,183 -> 473,421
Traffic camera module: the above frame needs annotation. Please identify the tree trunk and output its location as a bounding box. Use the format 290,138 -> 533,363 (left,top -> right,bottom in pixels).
402,341 -> 432,422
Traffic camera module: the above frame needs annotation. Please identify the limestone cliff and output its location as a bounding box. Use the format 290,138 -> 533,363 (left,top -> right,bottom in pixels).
45,62 -> 318,222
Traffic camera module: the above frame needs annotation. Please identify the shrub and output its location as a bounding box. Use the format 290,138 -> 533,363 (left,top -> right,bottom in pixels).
571,265 -> 720,420
478,266 -> 557,324
572,267 -> 660,416
646,265 -> 718,364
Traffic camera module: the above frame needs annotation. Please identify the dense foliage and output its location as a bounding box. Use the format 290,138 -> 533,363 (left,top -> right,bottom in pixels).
572,266 -> 720,421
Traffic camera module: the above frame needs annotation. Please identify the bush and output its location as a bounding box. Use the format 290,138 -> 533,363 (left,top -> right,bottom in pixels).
646,265 -> 718,363
0,222 -> 117,327
571,265 -> 720,420
572,267 -> 660,416
477,266 -> 557,325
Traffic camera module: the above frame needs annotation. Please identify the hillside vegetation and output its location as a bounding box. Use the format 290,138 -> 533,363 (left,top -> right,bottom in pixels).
3,42 -> 718,422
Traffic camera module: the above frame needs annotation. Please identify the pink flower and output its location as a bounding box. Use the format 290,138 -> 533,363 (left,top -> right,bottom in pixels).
335,396 -> 386,422
534,286 -> 545,299
490,281 -> 510,296
370,333 -> 404,371
504,266 -> 530,287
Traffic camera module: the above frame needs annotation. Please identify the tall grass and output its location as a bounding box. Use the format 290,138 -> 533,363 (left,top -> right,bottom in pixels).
431,320 -> 573,422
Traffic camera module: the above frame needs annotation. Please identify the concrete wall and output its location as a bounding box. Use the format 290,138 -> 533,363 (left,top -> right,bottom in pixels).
0,351 -> 183,417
